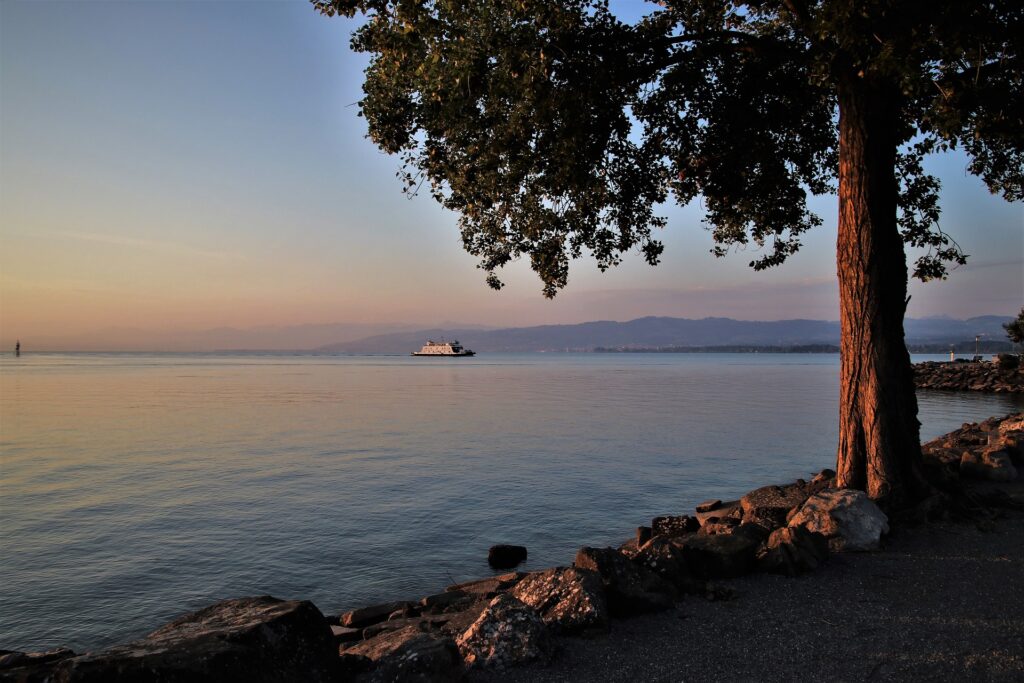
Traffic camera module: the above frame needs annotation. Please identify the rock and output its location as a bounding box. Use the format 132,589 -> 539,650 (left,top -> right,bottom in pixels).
636,526 -> 653,545
740,483 -> 811,530
329,624 -> 362,644
810,468 -> 836,485
922,446 -> 966,468
346,624 -> 462,682
510,567 -> 608,634
488,545 -> 527,569
341,600 -> 414,628
455,594 -> 552,670
634,537 -> 704,594
6,596 -> 338,682
446,573 -> 523,597
362,615 -> 453,640
618,537 -> 641,559
788,489 -> 889,551
651,515 -> 699,537
700,516 -> 741,535
0,648 -> 75,671
573,547 -> 675,617
998,414 -> 1024,433
961,447 -> 1018,482
695,499 -> 722,513
438,602 -> 489,639
420,590 -> 473,614
913,360 -> 1024,393
677,525 -> 763,579
991,431 -> 1023,465
756,526 -> 830,576
695,499 -> 742,526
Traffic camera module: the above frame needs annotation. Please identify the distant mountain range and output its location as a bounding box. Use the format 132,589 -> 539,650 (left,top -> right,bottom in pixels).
317,315 -> 1016,354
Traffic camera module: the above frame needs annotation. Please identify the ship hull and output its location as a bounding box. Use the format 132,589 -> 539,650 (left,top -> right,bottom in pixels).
410,351 -> 476,356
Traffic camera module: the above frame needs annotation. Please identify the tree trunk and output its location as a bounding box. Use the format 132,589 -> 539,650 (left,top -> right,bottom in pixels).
835,76 -> 926,511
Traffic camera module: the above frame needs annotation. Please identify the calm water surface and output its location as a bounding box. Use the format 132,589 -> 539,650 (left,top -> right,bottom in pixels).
1,352 -> 1021,650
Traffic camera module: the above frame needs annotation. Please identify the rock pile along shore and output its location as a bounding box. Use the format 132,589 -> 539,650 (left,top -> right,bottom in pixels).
913,356 -> 1024,392
2,412 -> 1022,683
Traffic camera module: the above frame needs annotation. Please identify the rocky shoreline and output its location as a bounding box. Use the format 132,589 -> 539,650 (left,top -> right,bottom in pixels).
2,413 -> 1022,682
914,356 -> 1023,393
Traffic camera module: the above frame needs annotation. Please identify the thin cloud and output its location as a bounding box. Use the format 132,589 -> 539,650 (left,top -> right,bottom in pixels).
51,230 -> 245,262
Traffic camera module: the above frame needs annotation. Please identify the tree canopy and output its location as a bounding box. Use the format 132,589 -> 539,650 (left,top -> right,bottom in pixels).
317,0 -> 1023,507
315,0 -> 1022,296
1005,308 -> 1024,345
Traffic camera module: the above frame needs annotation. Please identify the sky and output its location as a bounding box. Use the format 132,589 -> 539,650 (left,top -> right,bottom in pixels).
0,1 -> 1021,350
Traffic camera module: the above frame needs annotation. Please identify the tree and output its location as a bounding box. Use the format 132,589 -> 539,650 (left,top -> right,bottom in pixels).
1005,308 -> 1024,347
315,0 -> 1023,510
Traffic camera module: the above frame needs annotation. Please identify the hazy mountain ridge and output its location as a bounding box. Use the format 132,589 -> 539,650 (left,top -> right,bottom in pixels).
318,315 -> 1016,354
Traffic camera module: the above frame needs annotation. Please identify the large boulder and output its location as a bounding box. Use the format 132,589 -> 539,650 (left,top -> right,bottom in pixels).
677,524 -> 764,579
344,625 -> 462,682
756,526 -> 829,576
455,594 -> 552,670
510,568 -> 608,634
740,483 -> 811,530
1,597 -> 338,682
788,489 -> 889,551
573,547 -> 675,617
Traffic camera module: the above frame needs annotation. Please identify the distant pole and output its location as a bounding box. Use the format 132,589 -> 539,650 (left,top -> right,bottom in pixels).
15,340 -> 19,357
949,345 -> 954,362
975,334 -> 980,357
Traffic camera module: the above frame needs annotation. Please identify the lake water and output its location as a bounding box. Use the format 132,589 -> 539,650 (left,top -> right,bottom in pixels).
1,352 -> 1021,651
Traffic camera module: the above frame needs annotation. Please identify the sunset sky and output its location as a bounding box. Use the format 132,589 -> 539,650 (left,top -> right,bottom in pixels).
1,1 -> 1021,350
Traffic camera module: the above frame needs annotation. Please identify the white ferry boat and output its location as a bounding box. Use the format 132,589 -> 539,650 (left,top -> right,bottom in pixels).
411,340 -> 476,357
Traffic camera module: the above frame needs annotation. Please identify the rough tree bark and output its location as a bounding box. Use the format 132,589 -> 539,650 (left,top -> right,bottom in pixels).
835,75 -> 927,511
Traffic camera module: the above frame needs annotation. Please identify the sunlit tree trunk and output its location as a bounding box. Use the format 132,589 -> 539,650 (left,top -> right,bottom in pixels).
835,76 -> 927,511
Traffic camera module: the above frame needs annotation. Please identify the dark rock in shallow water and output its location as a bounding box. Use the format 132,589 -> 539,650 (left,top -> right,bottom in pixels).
1,596 -> 337,683
573,547 -> 675,617
488,545 -> 528,569
511,567 -> 608,634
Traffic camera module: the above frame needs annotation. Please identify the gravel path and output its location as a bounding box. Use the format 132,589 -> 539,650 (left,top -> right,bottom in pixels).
474,483 -> 1024,682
